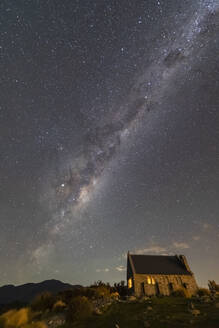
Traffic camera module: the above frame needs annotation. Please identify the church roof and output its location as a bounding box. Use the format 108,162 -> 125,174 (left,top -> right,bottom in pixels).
129,254 -> 192,275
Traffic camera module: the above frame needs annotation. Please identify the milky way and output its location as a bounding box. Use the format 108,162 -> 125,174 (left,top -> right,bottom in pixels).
0,0 -> 219,286
42,0 -> 218,237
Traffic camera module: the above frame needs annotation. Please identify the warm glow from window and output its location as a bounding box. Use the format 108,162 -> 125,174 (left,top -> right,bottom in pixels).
152,277 -> 156,285
147,277 -> 151,284
128,278 -> 132,289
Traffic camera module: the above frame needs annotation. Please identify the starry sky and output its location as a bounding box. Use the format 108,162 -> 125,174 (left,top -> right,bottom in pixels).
0,0 -> 219,287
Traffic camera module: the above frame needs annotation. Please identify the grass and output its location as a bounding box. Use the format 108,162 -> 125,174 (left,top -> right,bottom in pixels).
60,296 -> 219,328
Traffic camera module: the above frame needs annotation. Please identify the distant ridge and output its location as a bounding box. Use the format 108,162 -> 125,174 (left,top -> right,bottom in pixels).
0,279 -> 81,304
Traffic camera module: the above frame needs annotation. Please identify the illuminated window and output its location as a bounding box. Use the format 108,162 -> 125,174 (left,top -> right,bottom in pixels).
128,278 -> 133,289
151,277 -> 156,285
147,276 -> 152,284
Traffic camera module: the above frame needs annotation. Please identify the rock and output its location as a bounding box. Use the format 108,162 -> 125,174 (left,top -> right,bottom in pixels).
142,296 -> 150,301
146,306 -> 153,311
127,296 -> 137,302
115,324 -> 120,328
188,302 -> 196,312
143,321 -> 151,327
46,314 -> 65,327
191,309 -> 200,316
201,296 -> 211,303
94,308 -> 103,315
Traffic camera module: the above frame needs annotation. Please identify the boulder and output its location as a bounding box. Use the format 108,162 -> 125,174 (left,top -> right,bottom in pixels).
93,308 -> 103,315
140,296 -> 150,302
46,314 -> 65,327
146,306 -> 153,311
191,309 -> 200,316
127,296 -> 137,302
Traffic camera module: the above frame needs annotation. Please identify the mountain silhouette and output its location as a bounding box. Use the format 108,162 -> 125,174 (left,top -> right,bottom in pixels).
0,279 -> 81,304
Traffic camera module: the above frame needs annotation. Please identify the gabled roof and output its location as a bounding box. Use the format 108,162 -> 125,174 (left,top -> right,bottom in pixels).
128,254 -> 192,275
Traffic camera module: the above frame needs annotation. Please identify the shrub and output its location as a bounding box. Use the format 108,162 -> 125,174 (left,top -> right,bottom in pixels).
196,288 -> 210,297
92,286 -> 111,300
172,287 -> 189,298
60,287 -> 96,304
113,281 -> 128,297
59,289 -> 76,303
52,300 -> 66,312
110,292 -> 120,300
30,292 -> 56,312
0,308 -> 29,327
66,296 -> 93,322
60,286 -> 111,304
208,280 -> 219,293
0,308 -> 47,328
80,287 -> 98,299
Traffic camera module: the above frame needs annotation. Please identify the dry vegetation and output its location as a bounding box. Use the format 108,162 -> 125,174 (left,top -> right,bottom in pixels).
0,308 -> 47,328
0,283 -> 219,328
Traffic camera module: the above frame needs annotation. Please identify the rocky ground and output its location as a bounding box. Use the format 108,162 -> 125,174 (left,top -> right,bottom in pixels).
46,295 -> 219,328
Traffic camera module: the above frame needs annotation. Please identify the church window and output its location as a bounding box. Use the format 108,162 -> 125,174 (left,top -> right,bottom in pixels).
151,277 -> 156,285
147,276 -> 152,284
128,278 -> 133,289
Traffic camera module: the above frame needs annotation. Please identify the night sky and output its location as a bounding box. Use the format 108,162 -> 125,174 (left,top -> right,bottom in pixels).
0,0 -> 219,287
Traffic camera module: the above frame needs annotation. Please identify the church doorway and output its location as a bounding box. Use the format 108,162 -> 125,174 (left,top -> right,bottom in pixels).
140,282 -> 145,296
155,282 -> 160,295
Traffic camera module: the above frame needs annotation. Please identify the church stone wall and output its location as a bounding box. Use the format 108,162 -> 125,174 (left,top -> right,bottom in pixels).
133,273 -> 198,297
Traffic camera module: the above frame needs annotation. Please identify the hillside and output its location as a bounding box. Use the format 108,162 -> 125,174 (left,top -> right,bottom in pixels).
0,280 -> 80,304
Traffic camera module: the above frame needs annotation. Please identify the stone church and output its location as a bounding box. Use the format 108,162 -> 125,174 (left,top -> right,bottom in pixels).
127,252 -> 198,297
